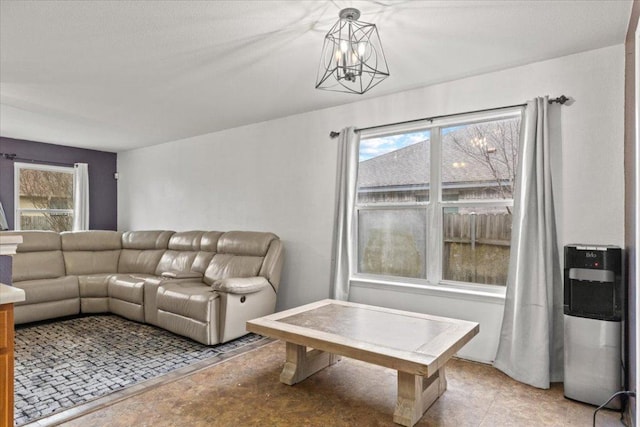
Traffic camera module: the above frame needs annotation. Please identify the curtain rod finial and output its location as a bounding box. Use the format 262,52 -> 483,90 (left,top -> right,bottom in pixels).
330,131 -> 340,138
550,95 -> 570,105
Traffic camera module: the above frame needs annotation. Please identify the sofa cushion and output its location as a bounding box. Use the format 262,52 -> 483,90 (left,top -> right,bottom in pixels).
157,282 -> 218,322
167,230 -> 205,251
12,250 -> 66,282
155,250 -> 198,275
7,230 -> 61,252
13,276 -> 79,306
200,231 -> 224,252
61,230 -> 122,275
203,254 -> 263,285
217,231 -> 277,257
118,250 -> 165,274
78,274 -> 113,298
15,299 -> 80,325
118,230 -> 174,274
155,231 -> 218,276
5,231 -> 65,282
64,249 -> 121,276
202,231 -> 279,286
61,230 -> 122,251
108,274 -> 153,304
121,230 -> 173,250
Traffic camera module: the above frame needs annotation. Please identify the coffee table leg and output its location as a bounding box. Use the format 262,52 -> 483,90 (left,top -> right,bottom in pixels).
393,366 -> 447,427
280,342 -> 341,385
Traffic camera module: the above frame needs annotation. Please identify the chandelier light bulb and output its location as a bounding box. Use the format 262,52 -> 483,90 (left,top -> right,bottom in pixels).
340,40 -> 349,53
358,42 -> 367,57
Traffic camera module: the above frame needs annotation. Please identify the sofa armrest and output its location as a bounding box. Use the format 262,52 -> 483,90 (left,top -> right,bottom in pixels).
212,277 -> 270,294
161,271 -> 203,279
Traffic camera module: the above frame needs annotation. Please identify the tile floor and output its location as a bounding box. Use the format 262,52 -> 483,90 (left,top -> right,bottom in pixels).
27,340 -> 623,427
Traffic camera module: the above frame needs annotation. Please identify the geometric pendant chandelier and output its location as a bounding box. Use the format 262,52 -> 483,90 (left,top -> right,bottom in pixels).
315,8 -> 390,94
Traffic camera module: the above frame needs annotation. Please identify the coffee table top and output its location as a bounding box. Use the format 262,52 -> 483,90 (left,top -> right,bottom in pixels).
247,299 -> 479,376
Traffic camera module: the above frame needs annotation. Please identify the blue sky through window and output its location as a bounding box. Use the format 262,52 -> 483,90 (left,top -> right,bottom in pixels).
359,130 -> 430,161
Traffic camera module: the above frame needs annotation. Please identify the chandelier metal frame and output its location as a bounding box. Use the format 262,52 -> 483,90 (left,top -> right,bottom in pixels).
315,8 -> 390,95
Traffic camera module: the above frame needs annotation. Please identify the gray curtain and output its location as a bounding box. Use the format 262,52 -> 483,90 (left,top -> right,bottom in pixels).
330,127 -> 360,301
72,163 -> 90,231
493,97 -> 563,388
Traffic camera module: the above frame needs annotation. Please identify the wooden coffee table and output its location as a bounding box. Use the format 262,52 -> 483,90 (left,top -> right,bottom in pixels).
246,299 -> 479,426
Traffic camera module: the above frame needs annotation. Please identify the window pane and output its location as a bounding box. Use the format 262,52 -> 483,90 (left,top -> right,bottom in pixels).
441,117 -> 520,201
358,208 -> 426,278
357,130 -> 431,203
442,207 -> 512,285
20,211 -> 73,232
19,169 -> 74,209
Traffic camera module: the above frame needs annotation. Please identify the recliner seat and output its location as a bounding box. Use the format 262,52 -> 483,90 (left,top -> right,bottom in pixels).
156,231 -> 282,344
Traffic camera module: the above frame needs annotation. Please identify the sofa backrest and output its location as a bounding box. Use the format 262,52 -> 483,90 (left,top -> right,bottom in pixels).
61,230 -> 122,275
3,231 -> 65,282
154,230 -> 217,275
2,229 -> 283,289
118,230 -> 174,274
203,231 -> 283,291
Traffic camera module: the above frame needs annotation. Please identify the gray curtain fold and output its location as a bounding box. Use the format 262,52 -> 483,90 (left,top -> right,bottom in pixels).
72,163 -> 90,231
493,97 -> 564,388
330,127 -> 360,301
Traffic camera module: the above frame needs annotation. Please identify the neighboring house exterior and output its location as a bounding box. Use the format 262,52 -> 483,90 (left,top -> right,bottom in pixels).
357,129 -> 515,205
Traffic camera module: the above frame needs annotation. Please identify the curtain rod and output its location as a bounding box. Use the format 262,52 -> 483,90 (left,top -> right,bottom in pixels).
329,95 -> 570,138
0,153 -> 75,167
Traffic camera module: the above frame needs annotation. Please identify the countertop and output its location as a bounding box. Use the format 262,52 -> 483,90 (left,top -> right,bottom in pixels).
0,234 -> 22,255
0,283 -> 25,305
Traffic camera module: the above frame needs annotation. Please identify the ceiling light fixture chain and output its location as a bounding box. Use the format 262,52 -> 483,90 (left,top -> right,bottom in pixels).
315,7 -> 390,95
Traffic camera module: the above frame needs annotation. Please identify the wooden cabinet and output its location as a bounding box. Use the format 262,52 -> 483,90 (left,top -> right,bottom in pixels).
0,303 -> 15,427
0,238 -> 22,427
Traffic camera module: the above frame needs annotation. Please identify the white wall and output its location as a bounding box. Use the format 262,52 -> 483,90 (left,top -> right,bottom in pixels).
118,44 -> 625,363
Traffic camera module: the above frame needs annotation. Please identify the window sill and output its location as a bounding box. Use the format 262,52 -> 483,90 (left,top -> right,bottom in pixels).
349,276 -> 506,305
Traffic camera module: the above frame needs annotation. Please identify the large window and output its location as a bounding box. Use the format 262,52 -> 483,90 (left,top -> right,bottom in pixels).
355,109 -> 522,288
14,163 -> 75,232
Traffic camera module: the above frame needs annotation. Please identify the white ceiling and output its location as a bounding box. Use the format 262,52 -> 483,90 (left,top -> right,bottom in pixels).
0,1 -> 633,153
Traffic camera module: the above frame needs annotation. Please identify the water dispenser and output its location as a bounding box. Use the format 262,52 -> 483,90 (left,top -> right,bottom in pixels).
563,244 -> 623,409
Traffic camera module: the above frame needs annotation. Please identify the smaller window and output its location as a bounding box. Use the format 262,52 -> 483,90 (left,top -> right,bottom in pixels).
15,163 -> 74,232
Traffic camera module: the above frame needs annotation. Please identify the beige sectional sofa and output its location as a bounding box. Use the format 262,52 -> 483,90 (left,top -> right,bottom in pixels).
1,229 -> 283,345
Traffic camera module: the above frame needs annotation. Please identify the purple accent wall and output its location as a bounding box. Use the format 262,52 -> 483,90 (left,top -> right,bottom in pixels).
0,137 -> 117,230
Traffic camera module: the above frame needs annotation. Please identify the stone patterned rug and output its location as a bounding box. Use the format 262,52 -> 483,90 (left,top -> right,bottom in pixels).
13,315 -> 268,426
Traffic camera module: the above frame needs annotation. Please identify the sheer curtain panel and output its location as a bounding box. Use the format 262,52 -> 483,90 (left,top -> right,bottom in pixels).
330,127 -> 360,301
493,97 -> 563,389
73,163 -> 90,231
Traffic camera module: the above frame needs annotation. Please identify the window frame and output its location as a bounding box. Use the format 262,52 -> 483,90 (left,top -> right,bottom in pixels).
14,162 -> 75,231
352,107 -> 523,294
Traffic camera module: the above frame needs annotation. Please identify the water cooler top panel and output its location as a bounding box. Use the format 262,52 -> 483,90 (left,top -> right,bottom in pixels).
564,245 -> 621,271
564,245 -> 622,321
